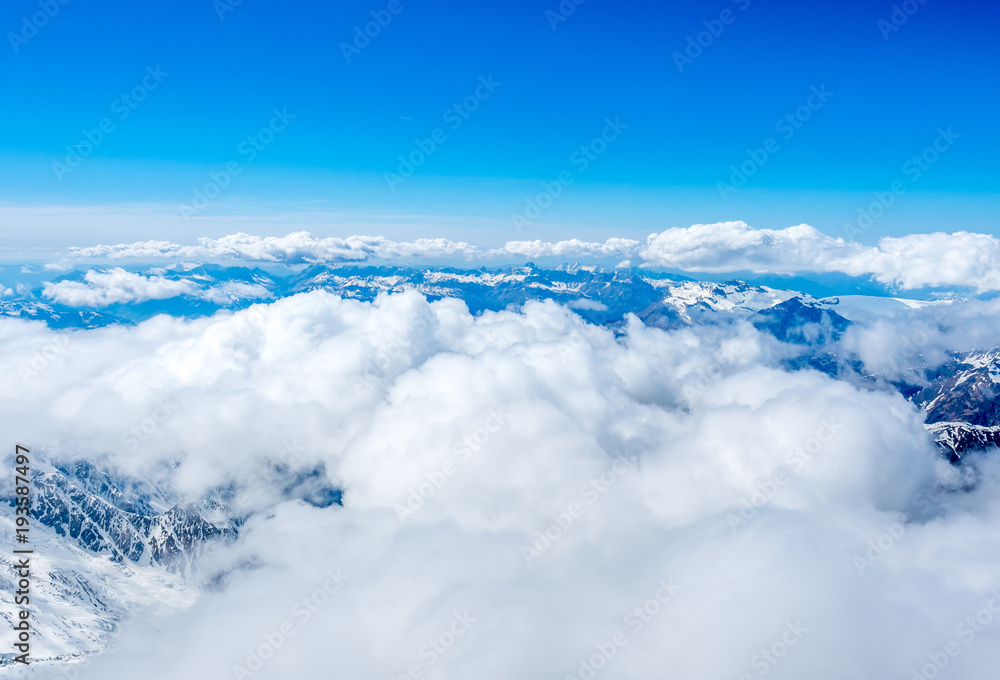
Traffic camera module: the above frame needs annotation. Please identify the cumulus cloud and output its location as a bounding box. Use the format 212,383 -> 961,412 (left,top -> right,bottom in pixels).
4,290 -> 1000,679
70,239 -> 192,259
639,221 -> 853,273
639,222 -> 1000,291
840,231 -> 1000,291
496,238 -> 639,260
41,268 -> 277,307
41,268 -> 197,306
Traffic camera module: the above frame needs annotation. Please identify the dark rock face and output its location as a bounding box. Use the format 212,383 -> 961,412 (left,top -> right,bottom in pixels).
927,422 -> 1000,462
920,352 -> 1000,427
911,352 -> 1000,459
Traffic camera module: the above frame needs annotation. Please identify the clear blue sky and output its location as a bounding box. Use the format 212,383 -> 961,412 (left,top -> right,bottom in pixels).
0,0 -> 997,249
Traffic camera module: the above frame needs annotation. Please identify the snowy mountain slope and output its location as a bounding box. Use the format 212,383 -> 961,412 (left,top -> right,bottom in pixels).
815,295 -> 954,323
0,300 -> 122,329
3,459 -> 240,574
656,280 -> 800,321
0,512 -> 195,670
0,453 -> 239,667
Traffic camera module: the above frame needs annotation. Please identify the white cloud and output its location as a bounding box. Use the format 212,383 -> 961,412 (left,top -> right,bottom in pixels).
41,268 -> 278,307
376,237 -> 481,260
839,296 -> 1000,381
638,221 -> 859,273
639,222 -> 1000,291
840,231 -> 1000,291
200,282 -> 274,305
197,232 -> 383,262
4,291 -> 1000,678
42,268 -> 197,306
63,224 -> 1000,292
496,237 -> 640,260
70,232 -> 480,264
70,239 -> 191,259
565,298 -> 608,311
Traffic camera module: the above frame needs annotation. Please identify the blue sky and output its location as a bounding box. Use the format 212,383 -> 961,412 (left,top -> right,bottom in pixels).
0,0 -> 997,250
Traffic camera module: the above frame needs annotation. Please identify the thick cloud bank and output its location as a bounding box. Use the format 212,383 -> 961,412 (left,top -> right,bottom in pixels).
66,223 -> 1000,291
41,268 -> 196,306
5,291 -> 1000,679
640,222 -> 1000,290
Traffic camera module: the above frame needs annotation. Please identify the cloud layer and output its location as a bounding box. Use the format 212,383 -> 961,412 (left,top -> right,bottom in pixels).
41,268 -> 197,306
63,222 -> 1000,292
4,290 -> 1000,678
639,222 -> 1000,291
40,268 -> 274,307
70,232 -> 481,264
